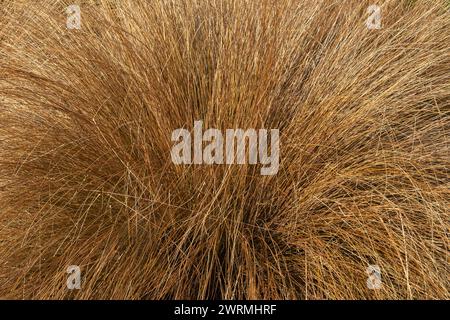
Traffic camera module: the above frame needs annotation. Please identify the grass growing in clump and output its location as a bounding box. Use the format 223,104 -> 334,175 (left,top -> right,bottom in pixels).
0,0 -> 449,299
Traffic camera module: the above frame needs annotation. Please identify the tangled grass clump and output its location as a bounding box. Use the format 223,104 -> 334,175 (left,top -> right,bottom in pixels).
0,0 -> 449,299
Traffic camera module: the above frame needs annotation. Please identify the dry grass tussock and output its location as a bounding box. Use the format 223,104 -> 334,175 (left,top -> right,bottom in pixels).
0,0 -> 449,299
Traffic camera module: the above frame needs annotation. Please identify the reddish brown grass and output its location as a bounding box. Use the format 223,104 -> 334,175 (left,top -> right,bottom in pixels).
0,0 -> 448,299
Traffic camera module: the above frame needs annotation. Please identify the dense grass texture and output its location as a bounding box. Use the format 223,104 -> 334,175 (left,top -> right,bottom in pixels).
0,0 -> 449,299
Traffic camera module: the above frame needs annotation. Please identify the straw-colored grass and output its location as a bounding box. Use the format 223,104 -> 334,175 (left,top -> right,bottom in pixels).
0,0 -> 448,299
